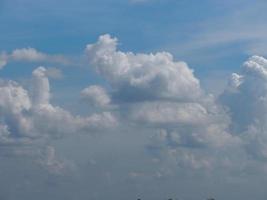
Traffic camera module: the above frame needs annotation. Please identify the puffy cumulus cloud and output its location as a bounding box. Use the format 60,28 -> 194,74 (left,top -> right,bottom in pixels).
32,67 -> 51,106
243,55 -> 267,78
86,35 -> 241,171
86,35 -> 267,174
0,80 -> 33,140
86,34 -> 201,102
220,55 -> 267,161
0,66 -> 117,172
221,55 -> 267,132
143,55 -> 267,172
81,85 -> 111,108
32,67 -> 116,137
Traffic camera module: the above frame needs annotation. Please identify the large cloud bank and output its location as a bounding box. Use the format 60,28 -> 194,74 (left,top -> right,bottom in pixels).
85,35 -> 267,173
2,34 -> 267,177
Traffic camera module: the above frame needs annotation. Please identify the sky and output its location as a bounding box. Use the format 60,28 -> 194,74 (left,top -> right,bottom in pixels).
1,0 -> 267,200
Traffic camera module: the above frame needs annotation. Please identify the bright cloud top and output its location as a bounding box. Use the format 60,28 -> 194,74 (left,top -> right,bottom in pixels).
86,34 -> 201,102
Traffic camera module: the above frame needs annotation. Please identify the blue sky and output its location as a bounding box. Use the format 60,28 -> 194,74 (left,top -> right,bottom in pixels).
2,0 -> 267,95
1,1 -> 267,200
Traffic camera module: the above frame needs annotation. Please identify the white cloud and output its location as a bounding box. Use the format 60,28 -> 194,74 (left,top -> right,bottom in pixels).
0,80 -> 33,139
3,34 -> 267,183
11,48 -> 47,62
81,85 -> 111,108
85,35 -> 267,173
86,34 -> 241,170
86,34 -> 201,101
0,66 -> 117,173
220,55 -> 267,161
0,48 -> 70,69
11,48 -> 69,65
32,67 -> 51,106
